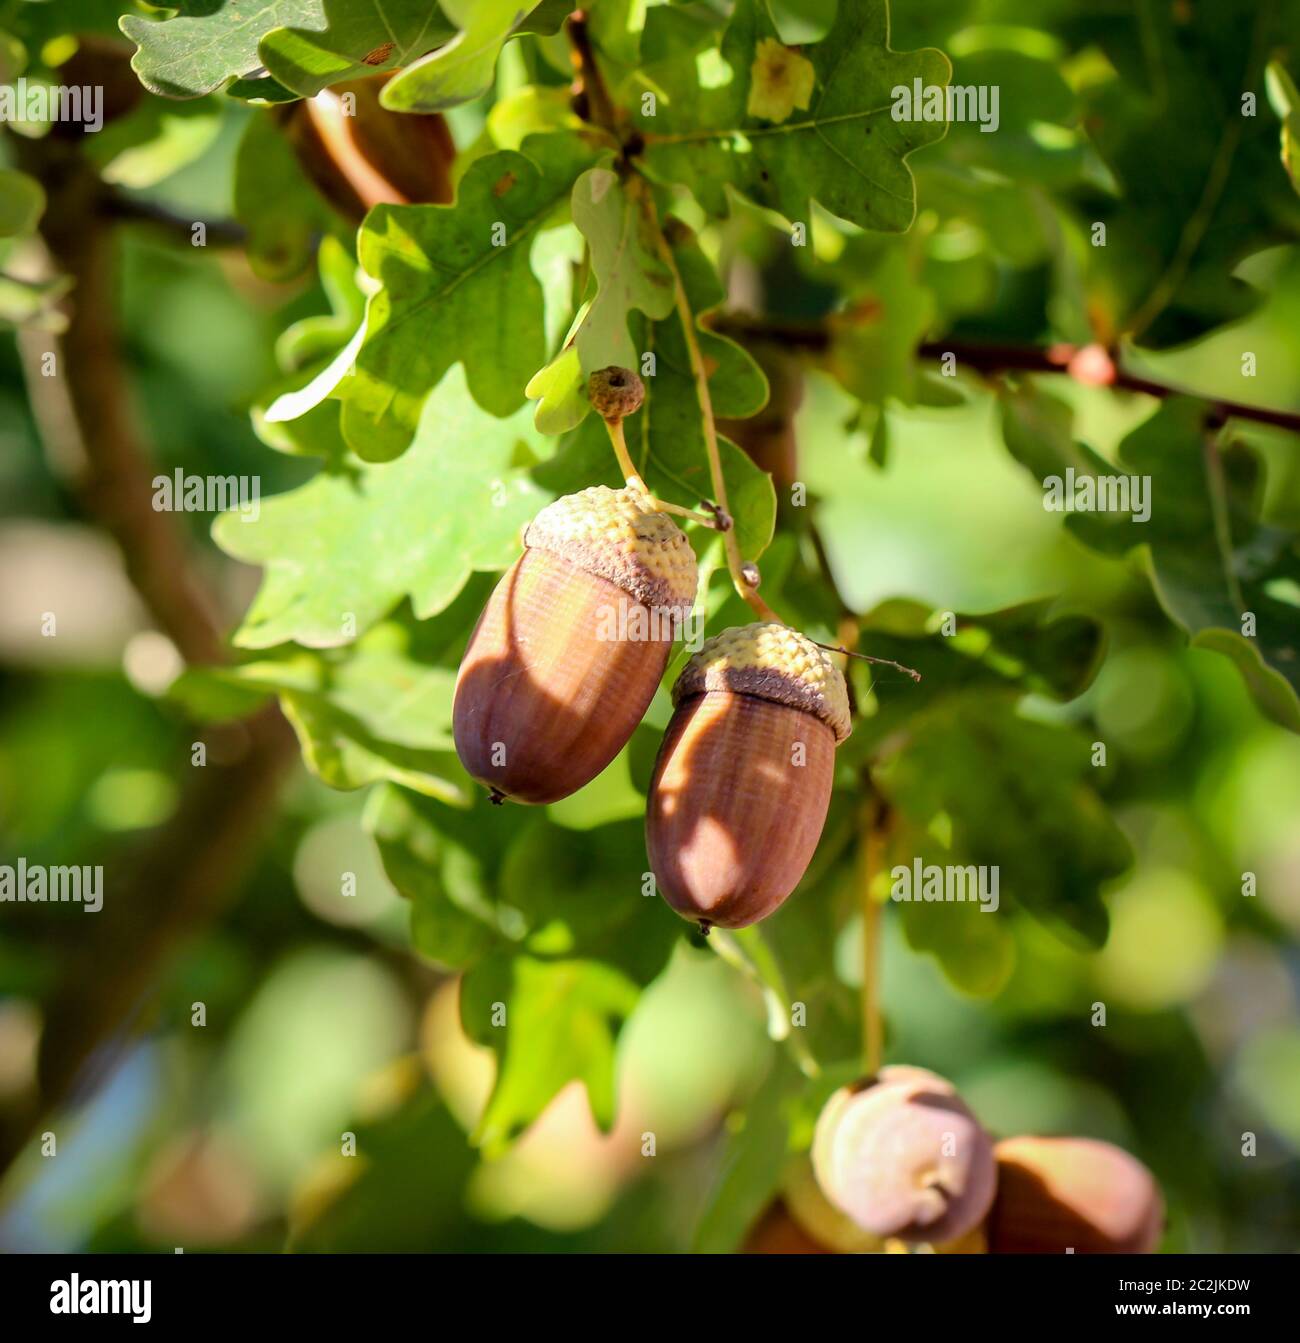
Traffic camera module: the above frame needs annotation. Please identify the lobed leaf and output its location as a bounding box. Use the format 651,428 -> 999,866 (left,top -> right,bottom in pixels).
337,132 -> 604,460
636,0 -> 950,233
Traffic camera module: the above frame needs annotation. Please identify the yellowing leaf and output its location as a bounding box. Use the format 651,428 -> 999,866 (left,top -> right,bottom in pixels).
746,37 -> 814,123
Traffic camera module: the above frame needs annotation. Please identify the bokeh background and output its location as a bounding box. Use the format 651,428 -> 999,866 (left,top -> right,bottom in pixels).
2,0 -> 1299,1253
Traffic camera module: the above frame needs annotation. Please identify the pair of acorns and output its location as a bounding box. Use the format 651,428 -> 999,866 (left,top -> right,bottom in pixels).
771,1067 -> 1163,1254
452,480 -> 850,930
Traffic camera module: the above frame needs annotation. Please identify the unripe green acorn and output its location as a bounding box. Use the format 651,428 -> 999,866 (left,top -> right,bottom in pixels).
988,1136 -> 1164,1254
453,485 -> 698,805
812,1067 -> 997,1245
646,622 -> 850,930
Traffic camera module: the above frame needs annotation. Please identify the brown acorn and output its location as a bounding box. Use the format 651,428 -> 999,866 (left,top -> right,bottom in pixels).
646,622 -> 850,930
453,485 -> 698,805
283,75 -> 455,223
988,1136 -> 1164,1254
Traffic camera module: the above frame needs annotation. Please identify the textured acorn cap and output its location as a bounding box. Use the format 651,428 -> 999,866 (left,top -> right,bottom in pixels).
524,485 -> 698,615
674,622 -> 852,742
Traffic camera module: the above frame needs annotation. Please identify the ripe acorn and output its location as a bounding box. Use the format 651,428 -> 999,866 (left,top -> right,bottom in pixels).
988,1136 -> 1164,1254
283,75 -> 455,223
646,622 -> 850,930
812,1067 -> 997,1245
453,485 -> 698,805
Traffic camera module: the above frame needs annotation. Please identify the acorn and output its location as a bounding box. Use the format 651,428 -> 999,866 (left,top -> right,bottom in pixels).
646,622 -> 850,930
283,74 -> 455,223
812,1067 -> 997,1245
988,1136 -> 1164,1254
453,484 -> 698,805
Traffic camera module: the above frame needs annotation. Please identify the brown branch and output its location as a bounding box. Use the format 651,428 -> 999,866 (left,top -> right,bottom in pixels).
0,707 -> 297,1180
0,137 -> 300,1186
712,314 -> 1300,436
16,139 -> 228,666
103,194 -> 249,249
566,10 -> 623,142
917,340 -> 1300,434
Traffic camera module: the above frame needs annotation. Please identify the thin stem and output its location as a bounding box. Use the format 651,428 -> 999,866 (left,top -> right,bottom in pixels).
1202,427 -> 1245,612
816,642 -> 922,683
601,416 -> 720,527
859,797 -> 888,1077
648,215 -> 782,623
604,413 -> 641,485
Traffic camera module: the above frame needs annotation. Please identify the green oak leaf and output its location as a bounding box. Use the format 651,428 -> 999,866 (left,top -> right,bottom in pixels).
288,1088 -> 480,1252
0,272 -> 70,331
1113,400 -> 1300,732
0,170 -> 45,237
874,691 -> 1131,953
1061,2 -> 1300,347
527,168 -> 674,434
487,85 -> 582,150
816,234 -> 936,407
122,1 -> 330,98
636,0 -> 950,232
234,110 -> 337,283
365,782 -> 521,968
839,596 -> 1105,769
86,95 -> 224,190
381,0 -> 572,113
122,0 -> 457,100
1266,61 -> 1300,198
371,776 -> 679,980
171,623 -> 475,803
214,364 -> 552,649
338,133 -> 604,461
691,1052 -> 803,1253
535,226 -> 774,558
461,952 -> 641,1152
589,0 -> 652,66
624,235 -> 770,527
253,238 -> 365,458
1003,390 -> 1300,733
259,1 -> 456,97
890,823 -> 1017,997
999,381 -> 1144,553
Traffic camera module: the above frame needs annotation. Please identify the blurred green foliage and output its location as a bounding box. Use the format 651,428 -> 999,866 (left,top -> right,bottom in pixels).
0,0 -> 1298,1255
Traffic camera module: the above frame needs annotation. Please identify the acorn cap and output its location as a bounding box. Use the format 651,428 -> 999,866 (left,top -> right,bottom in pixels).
524,485 -> 698,615
674,622 -> 852,743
